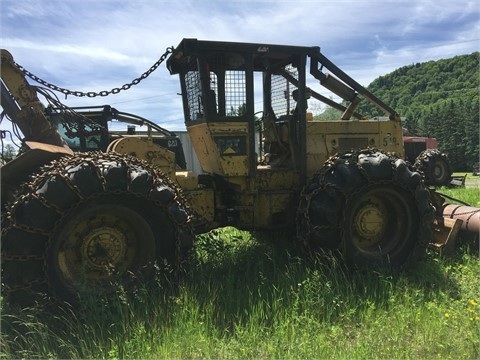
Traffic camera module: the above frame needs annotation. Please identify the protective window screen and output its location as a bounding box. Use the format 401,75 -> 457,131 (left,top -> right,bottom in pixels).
185,70 -> 202,121
271,65 -> 298,117
209,72 -> 219,114
225,70 -> 246,116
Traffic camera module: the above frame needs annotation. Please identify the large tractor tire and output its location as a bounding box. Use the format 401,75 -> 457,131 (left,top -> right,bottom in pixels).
297,149 -> 434,268
414,149 -> 452,187
1,152 -> 194,305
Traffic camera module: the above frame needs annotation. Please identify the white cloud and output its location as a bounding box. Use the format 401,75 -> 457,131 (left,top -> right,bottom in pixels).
3,38 -> 131,62
1,0 -> 478,132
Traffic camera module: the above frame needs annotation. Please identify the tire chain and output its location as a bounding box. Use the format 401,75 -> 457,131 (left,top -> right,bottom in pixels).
413,148 -> 452,186
297,151 -> 366,250
297,148 -> 431,262
1,151 -> 193,298
15,47 -> 174,98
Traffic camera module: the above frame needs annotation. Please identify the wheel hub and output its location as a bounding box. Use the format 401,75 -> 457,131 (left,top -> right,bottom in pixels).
54,207 -> 148,286
353,203 -> 386,247
81,227 -> 127,270
433,164 -> 444,178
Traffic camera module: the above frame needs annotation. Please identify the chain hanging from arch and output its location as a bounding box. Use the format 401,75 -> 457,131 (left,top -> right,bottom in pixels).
14,46 -> 175,98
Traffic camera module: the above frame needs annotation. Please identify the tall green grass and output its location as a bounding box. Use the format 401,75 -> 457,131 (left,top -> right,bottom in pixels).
438,182 -> 480,207
1,187 -> 479,359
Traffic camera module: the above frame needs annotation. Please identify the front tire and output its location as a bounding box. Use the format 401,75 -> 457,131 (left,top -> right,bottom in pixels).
297,149 -> 434,268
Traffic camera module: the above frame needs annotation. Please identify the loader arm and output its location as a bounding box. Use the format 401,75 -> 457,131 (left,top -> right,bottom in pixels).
1,49 -> 66,147
1,49 -> 73,204
308,49 -> 400,121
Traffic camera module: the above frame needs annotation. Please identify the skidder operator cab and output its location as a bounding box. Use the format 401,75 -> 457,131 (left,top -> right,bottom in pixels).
167,38 -> 402,179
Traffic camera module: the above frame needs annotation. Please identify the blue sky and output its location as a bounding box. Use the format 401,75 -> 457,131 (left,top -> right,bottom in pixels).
1,0 -> 479,132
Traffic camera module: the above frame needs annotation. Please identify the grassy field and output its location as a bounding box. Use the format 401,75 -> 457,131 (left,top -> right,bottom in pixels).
1,186 -> 479,359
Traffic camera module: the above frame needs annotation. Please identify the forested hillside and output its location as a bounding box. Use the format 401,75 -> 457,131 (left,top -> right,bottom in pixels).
356,52 -> 479,171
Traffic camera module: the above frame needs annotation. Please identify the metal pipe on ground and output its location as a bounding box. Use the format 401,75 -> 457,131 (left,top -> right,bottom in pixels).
443,204 -> 480,234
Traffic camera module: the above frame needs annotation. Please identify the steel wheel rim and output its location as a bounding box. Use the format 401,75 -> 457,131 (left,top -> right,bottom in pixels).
433,162 -> 446,181
51,202 -> 156,293
345,185 -> 414,259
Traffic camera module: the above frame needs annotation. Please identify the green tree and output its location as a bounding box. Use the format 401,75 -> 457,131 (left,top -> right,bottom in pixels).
357,52 -> 479,170
1,143 -> 17,161
313,105 -> 342,120
228,103 -> 246,116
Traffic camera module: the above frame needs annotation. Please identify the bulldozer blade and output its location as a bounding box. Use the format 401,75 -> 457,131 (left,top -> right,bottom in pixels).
430,203 -> 480,255
1,141 -> 73,203
430,217 -> 463,256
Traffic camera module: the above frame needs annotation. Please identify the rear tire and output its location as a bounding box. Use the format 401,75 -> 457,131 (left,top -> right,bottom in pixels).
297,149 -> 434,268
414,149 -> 452,187
1,152 -> 193,305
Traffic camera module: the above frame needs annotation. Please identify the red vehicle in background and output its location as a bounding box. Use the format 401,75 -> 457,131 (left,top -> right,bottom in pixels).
403,130 -> 452,187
